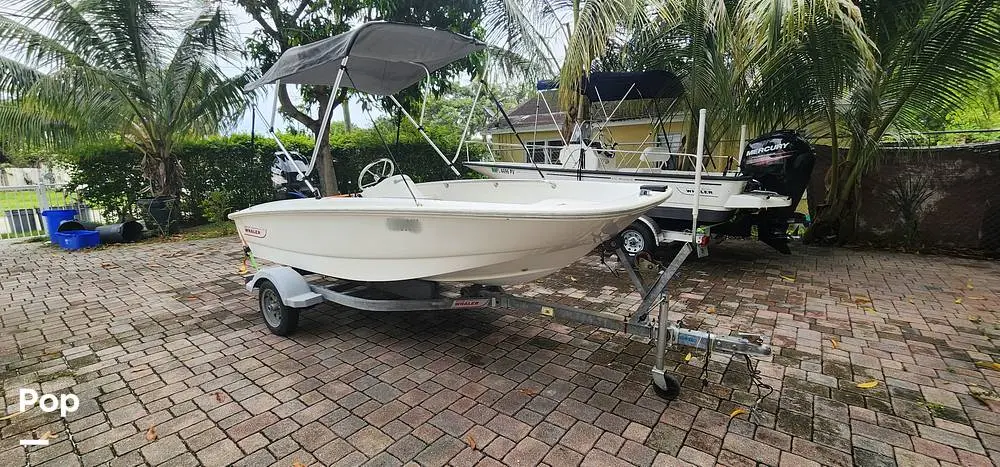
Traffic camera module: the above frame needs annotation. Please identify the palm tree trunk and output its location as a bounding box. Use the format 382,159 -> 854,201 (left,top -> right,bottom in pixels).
825,99 -> 840,205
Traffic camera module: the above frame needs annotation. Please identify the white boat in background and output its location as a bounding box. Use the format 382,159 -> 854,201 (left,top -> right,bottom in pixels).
466,72 -> 816,254
230,22 -> 672,286
465,144 -> 790,224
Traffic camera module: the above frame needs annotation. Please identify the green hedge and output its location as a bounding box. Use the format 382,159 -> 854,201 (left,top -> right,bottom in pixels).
62,127 -> 482,223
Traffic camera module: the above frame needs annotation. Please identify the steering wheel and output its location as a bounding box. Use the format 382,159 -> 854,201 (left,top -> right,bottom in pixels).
358,158 -> 396,189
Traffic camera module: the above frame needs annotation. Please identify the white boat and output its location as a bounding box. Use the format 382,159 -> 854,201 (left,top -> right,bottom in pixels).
465,145 -> 790,224
230,22 -> 672,285
230,175 -> 669,285
466,72 -> 816,253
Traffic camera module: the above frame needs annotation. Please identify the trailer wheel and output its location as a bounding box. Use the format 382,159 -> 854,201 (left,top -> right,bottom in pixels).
653,373 -> 681,400
258,280 -> 300,336
618,222 -> 656,256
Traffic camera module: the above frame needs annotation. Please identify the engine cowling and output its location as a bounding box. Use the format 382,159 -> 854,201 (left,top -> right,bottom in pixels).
740,130 -> 816,253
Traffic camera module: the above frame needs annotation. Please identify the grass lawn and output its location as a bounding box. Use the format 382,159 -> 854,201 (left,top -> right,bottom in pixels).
0,190 -> 73,211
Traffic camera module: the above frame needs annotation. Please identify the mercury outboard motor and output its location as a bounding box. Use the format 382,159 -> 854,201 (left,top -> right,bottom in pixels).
741,130 -> 815,254
271,151 -> 312,200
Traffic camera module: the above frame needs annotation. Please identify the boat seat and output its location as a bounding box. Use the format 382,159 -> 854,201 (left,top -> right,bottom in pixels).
641,147 -> 676,168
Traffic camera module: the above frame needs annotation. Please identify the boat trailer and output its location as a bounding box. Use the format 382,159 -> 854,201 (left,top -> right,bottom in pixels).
244,244 -> 773,414
494,243 -> 774,413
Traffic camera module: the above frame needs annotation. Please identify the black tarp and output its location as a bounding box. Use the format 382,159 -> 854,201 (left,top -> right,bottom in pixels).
535,71 -> 685,101
245,22 -> 485,95
584,71 -> 684,101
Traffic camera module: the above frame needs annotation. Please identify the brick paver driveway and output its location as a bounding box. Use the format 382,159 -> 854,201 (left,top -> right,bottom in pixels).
1,237 -> 998,466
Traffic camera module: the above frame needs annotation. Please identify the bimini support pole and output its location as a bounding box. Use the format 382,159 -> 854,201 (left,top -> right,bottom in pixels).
691,108 -> 707,244
389,95 -> 462,176
737,124 -> 748,167
306,56 -> 350,177
452,80 -> 483,164
538,91 -> 566,145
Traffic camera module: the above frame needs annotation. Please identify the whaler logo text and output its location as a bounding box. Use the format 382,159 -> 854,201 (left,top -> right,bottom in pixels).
243,226 -> 266,238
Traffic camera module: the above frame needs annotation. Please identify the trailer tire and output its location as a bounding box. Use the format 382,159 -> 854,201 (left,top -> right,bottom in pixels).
653,373 -> 681,400
258,280 -> 300,336
618,222 -> 656,256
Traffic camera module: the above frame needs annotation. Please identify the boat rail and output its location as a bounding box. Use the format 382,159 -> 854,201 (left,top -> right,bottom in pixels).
472,140 -> 739,172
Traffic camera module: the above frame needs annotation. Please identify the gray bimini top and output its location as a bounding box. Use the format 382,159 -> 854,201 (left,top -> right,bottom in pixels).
244,22 -> 486,95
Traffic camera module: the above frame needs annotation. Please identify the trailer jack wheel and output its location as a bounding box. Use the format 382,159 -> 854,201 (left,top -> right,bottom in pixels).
258,280 -> 300,336
651,369 -> 681,401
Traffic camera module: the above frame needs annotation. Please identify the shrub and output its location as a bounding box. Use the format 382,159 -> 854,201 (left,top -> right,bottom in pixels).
61,127 -> 482,223
200,190 -> 233,223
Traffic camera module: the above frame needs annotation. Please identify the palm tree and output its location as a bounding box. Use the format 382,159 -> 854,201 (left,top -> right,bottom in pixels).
0,0 -> 250,200
485,1 -> 999,243
482,0 -> 873,153
809,0 -> 1000,241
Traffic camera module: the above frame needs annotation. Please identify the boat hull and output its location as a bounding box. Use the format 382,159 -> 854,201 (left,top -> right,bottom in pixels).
230,179 -> 670,285
463,161 -> 791,223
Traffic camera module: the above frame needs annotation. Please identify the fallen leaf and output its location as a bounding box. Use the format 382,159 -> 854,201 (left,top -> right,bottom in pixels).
292,459 -> 307,467
970,316 -> 983,324
969,385 -> 1000,412
706,306 -> 716,314
853,297 -> 871,305
145,425 -> 157,441
684,352 -> 692,362
518,388 -> 538,397
974,361 -> 1000,372
569,276 -> 577,281
856,380 -> 879,389
966,280 -> 974,290
729,408 -> 747,418
466,434 -> 477,450
830,339 -> 838,350
954,297 -> 963,304
100,263 -> 119,269
214,391 -> 225,403
780,275 -> 796,283
863,307 -> 876,315
39,431 -> 58,441
907,297 -> 914,304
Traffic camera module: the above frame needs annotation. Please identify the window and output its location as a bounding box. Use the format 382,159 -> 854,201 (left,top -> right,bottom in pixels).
525,140 -> 565,164
655,133 -> 684,151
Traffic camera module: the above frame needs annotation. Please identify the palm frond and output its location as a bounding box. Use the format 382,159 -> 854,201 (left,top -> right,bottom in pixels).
560,0 -> 649,109
482,0 -> 563,77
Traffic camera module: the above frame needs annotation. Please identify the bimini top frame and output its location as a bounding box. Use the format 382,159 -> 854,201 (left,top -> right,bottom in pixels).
247,22 -> 486,196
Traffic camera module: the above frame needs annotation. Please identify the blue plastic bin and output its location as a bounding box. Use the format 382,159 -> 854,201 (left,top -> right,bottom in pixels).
40,209 -> 78,241
52,230 -> 100,251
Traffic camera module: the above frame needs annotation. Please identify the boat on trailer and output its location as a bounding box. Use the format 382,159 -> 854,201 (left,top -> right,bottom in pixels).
233,25 -> 776,405
230,21 -> 672,335
464,71 -> 816,254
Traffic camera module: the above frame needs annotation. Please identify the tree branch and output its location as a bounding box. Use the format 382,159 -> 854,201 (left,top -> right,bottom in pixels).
247,8 -> 285,48
291,0 -> 310,21
277,83 -> 316,130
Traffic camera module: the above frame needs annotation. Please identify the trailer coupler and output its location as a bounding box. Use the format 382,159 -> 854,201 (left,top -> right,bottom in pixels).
652,319 -> 774,420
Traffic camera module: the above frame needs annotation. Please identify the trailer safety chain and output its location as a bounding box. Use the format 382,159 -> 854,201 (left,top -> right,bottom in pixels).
743,354 -> 774,422
599,250 -> 619,278
690,330 -> 773,422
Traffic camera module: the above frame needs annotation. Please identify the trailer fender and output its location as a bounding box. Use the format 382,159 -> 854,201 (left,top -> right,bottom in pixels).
634,215 -> 661,246
245,266 -> 323,308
